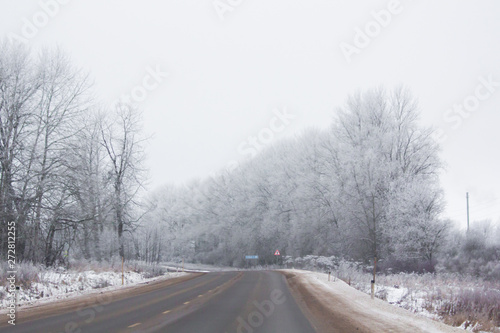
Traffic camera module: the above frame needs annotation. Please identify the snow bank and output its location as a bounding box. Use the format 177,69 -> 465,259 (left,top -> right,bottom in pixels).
0,268 -> 187,312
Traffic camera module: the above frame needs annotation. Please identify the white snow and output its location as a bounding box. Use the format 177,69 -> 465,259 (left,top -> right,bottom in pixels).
0,268 -> 188,312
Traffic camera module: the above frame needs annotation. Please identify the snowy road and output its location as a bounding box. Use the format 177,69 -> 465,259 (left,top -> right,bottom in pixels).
0,271 -> 315,333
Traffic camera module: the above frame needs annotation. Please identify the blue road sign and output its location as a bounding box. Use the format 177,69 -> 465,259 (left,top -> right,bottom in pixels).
245,255 -> 259,259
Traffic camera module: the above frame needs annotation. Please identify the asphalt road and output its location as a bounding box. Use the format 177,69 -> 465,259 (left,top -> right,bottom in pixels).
1,271 -> 316,333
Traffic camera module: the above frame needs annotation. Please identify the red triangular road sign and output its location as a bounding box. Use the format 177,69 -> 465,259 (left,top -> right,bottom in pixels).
274,250 -> 280,256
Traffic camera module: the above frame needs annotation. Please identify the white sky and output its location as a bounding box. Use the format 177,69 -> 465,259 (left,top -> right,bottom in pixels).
1,0 -> 499,228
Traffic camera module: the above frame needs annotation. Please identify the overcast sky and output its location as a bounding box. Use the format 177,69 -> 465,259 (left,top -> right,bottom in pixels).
1,0 -> 499,228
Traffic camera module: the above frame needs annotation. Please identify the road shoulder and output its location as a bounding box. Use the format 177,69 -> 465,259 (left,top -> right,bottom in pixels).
281,269 -> 464,333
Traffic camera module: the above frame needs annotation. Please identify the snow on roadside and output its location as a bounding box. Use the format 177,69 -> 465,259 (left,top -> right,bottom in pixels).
287,269 -> 464,332
0,269 -> 188,312
377,285 -> 440,320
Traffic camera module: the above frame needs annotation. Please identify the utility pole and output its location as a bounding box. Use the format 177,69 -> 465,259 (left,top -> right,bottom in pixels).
466,192 -> 470,232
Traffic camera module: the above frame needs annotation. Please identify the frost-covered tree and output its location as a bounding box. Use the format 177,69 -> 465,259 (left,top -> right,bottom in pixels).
330,87 -> 444,266
146,87 -> 447,271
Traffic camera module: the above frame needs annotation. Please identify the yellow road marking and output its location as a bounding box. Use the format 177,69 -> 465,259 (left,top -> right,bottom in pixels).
163,310 -> 171,314
198,294 -> 203,297
184,301 -> 190,304
128,323 -> 141,328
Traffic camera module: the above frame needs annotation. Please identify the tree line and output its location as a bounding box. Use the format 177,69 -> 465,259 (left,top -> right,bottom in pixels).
143,87 -> 449,270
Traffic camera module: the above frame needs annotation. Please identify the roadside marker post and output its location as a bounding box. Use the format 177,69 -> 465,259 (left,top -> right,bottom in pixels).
371,256 -> 377,299
122,256 -> 124,286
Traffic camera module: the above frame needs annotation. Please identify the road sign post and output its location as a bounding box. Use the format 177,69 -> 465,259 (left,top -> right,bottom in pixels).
245,255 -> 259,268
274,250 -> 281,266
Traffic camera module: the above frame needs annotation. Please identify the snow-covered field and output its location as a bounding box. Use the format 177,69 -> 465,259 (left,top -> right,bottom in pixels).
0,266 -> 187,312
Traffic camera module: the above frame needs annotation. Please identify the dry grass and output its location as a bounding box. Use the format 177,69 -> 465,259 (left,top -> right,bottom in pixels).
439,287 -> 500,332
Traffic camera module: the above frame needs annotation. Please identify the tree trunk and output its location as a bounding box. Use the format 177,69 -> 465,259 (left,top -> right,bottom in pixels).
45,223 -> 56,266
115,181 -> 124,259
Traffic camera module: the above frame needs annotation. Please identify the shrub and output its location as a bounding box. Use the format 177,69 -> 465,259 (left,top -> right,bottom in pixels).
126,260 -> 166,278
0,262 -> 41,291
438,224 -> 500,281
378,257 -> 437,274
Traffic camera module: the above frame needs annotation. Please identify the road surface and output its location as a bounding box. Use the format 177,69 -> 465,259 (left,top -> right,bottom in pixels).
0,271 -> 316,333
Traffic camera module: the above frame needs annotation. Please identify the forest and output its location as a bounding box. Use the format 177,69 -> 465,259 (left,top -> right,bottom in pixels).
144,84 -> 448,271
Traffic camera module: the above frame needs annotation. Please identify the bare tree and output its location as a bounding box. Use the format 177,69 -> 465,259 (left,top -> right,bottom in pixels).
63,110 -> 112,262
27,48 -> 89,263
100,103 -> 146,259
0,42 -> 89,263
0,42 -> 40,257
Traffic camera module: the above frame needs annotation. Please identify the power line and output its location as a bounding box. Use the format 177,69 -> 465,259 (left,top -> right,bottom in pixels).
446,197 -> 499,214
